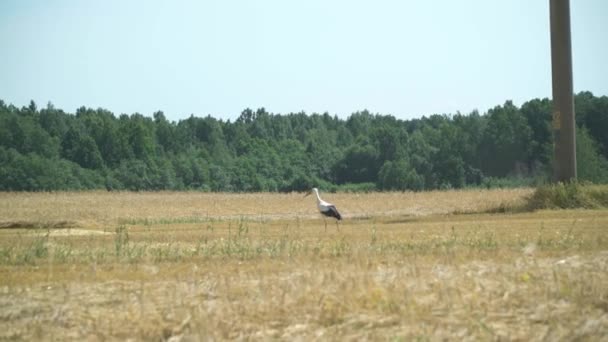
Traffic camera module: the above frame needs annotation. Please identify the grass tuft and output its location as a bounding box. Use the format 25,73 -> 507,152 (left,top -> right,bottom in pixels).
527,182 -> 608,210
454,183 -> 608,214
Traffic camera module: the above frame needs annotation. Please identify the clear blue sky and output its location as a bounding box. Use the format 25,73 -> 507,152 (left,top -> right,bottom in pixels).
1,0 -> 606,122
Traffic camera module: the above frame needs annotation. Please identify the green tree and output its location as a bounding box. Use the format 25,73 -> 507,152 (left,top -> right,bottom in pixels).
407,130 -> 437,189
333,140 -> 380,184
154,111 -> 177,153
61,127 -> 104,169
521,98 -> 552,169
480,101 -> 532,177
576,93 -> 608,158
576,127 -> 608,183
378,159 -> 424,191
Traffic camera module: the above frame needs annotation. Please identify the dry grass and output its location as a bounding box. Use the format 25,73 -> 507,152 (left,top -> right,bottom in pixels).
0,188 -> 531,227
1,189 -> 607,340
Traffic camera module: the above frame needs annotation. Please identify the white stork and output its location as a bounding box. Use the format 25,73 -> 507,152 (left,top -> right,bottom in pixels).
305,187 -> 342,230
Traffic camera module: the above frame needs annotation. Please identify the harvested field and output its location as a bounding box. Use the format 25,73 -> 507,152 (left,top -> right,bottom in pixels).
0,189 -> 607,340
0,188 -> 532,225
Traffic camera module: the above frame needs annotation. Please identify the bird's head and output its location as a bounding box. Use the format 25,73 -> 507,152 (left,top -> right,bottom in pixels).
304,187 -> 318,198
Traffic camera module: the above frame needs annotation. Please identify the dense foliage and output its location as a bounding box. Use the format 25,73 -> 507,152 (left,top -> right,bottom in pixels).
1,92 -> 607,191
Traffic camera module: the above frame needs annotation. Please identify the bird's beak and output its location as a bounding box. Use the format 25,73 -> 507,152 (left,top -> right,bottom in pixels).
304,191 -> 311,198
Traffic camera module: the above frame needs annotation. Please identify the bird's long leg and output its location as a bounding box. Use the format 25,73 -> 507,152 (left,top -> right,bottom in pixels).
324,218 -> 327,232
335,220 -> 340,232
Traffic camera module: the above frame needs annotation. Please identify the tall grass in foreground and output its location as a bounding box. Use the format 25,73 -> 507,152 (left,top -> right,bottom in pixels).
1,215 -> 607,341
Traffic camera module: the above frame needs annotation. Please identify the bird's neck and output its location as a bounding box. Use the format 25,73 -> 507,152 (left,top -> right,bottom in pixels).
314,190 -> 322,203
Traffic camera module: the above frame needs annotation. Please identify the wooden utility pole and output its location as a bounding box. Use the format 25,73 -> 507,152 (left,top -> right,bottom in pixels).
550,0 -> 576,182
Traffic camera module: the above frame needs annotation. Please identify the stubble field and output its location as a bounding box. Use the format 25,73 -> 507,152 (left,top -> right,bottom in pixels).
0,189 -> 607,340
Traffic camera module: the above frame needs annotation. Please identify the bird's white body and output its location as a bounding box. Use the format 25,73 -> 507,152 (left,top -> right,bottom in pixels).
310,188 -> 341,220
313,189 -> 332,210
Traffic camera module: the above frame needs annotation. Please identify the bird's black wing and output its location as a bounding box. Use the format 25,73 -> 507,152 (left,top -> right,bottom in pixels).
322,205 -> 342,220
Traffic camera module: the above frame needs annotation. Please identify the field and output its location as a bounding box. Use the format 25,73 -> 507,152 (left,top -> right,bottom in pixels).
1,189 -> 607,340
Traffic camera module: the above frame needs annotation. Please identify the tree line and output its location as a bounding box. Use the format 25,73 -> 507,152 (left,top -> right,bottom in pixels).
1,92 -> 607,192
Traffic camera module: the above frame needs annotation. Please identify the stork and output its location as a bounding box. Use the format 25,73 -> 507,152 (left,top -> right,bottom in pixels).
305,187 -> 342,231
